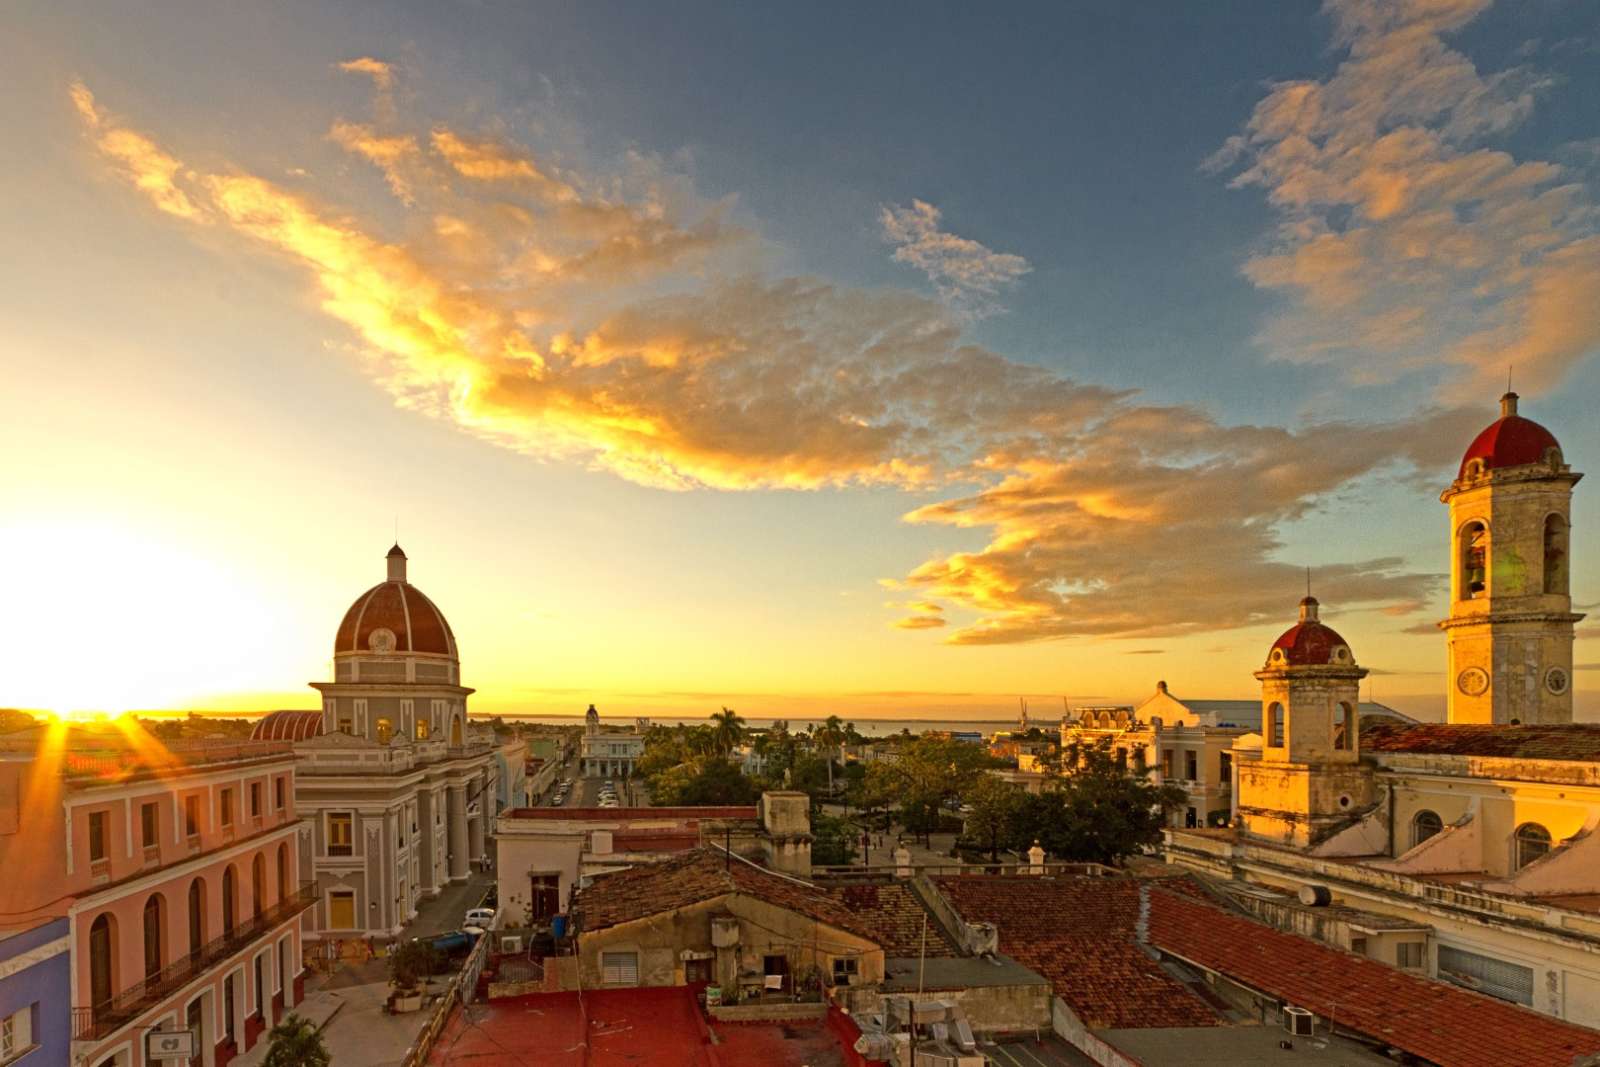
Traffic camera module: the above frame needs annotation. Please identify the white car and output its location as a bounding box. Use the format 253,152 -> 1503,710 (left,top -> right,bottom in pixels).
464,907 -> 496,929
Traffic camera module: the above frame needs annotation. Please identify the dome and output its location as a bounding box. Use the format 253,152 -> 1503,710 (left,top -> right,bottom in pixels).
1266,596 -> 1354,667
333,544 -> 458,660
251,710 -> 324,742
1458,392 -> 1561,478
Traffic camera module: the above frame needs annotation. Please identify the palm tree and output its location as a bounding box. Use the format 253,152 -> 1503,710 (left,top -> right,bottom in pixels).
709,707 -> 746,758
263,1013 -> 331,1067
816,715 -> 847,793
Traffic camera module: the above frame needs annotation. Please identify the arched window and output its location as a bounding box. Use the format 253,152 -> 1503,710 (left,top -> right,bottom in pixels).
251,853 -> 267,917
222,865 -> 238,935
375,717 -> 394,744
89,913 -> 116,1012
1544,515 -> 1568,595
1460,521 -> 1488,600
1514,823 -> 1552,870
142,893 -> 164,981
1266,703 -> 1284,748
277,842 -> 291,902
1334,702 -> 1355,751
188,877 -> 206,957
450,716 -> 463,747
1411,810 -> 1443,849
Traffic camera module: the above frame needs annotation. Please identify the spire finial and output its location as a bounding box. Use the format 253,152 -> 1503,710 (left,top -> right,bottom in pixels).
1306,566 -> 1311,599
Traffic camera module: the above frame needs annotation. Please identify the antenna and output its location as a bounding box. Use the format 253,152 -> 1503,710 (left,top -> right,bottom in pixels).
1507,365 -> 1513,394
1305,566 -> 1311,599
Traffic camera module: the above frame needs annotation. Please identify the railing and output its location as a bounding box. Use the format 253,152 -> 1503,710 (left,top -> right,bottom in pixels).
398,929 -> 492,1067
72,882 -> 318,1041
48,740 -> 295,779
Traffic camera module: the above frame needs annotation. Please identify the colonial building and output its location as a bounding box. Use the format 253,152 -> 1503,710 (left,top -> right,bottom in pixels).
0,725 -> 311,1067
1166,392 -> 1600,1026
578,705 -> 644,779
1058,685 -> 1408,829
250,545 -> 524,943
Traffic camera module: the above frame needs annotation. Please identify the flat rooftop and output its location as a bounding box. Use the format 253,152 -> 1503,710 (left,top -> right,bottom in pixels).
1097,1024 -> 1395,1065
881,954 -> 1049,991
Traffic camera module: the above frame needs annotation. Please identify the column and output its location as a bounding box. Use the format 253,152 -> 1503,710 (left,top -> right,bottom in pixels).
447,784 -> 469,882
467,775 -> 486,867
416,790 -> 440,897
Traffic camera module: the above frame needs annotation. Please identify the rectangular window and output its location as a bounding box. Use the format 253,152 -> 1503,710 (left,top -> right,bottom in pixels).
1438,945 -> 1534,1005
141,802 -> 159,849
88,810 -> 109,862
1,1005 -> 33,1061
1350,937 -> 1368,957
220,788 -> 234,827
275,775 -> 286,810
250,782 -> 261,817
328,891 -> 356,929
831,957 -> 859,984
1160,750 -> 1174,778
601,951 -> 639,986
328,813 -> 354,856
185,795 -> 201,837
1218,752 -> 1233,785
1397,942 -> 1425,970
1184,751 -> 1198,780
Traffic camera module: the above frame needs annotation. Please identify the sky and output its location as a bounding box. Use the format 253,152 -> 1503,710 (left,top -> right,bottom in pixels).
3,0 -> 1599,721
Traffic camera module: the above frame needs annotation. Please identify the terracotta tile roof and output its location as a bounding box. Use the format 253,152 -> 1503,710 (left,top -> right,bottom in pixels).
824,882 -> 956,957
576,850 -> 882,944
1147,886 -> 1600,1067
1362,719 -> 1600,761
933,875 -> 1223,1030
609,831 -> 702,853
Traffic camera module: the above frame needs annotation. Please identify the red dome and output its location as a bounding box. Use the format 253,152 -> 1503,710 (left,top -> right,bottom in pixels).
1458,393 -> 1561,478
334,546 -> 457,658
1267,597 -> 1352,666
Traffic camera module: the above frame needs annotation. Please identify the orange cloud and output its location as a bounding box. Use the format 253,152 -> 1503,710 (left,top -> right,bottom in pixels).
71,77 -> 1490,646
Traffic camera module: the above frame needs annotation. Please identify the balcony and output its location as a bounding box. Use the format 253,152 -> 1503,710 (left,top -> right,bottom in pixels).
72,882 -> 318,1042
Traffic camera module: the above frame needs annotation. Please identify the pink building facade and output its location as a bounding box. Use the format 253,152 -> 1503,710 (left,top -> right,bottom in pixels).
0,731 -> 314,1067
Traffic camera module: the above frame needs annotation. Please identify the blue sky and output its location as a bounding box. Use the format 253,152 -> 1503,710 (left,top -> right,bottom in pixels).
3,1 -> 1598,719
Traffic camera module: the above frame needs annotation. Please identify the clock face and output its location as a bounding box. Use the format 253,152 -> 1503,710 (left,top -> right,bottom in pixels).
368,627 -> 397,654
1546,667 -> 1570,695
1456,667 -> 1489,696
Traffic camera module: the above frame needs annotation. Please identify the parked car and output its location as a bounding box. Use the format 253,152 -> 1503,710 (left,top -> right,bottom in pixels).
464,907 -> 496,929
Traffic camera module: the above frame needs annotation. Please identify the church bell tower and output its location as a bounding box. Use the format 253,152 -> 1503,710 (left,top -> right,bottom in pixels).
1441,392 -> 1582,724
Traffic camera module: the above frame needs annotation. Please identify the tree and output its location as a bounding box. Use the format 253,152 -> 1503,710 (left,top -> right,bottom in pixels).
811,813 -> 860,866
813,715 -> 848,793
649,758 -> 760,806
869,736 -> 1002,845
709,707 -> 746,758
1010,737 -> 1187,866
262,1013 -> 330,1067
960,775 -> 1026,862
388,940 -> 441,992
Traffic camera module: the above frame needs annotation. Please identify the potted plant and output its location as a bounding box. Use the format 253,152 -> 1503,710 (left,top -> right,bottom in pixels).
387,940 -> 441,1013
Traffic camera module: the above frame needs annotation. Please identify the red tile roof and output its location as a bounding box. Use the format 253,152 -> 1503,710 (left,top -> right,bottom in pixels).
933,874 -> 1223,1030
334,579 -> 457,658
575,850 -> 883,944
1148,885 -> 1600,1067
1363,719 -> 1600,761
1460,395 -> 1562,477
824,882 -> 956,957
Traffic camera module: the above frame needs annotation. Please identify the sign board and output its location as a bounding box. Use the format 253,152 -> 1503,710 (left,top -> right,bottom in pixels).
145,1029 -> 198,1061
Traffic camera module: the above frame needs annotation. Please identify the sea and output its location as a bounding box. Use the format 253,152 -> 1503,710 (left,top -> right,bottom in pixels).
499,715 -> 1024,737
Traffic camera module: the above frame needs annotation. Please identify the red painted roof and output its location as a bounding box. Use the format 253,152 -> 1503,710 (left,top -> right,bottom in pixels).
1148,886 -> 1600,1067
334,580 -> 457,658
1461,402 -> 1561,478
249,710 -> 324,742
428,987 -> 718,1066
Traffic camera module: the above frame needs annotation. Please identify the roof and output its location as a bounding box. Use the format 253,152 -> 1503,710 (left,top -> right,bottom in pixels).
1098,1025 -> 1395,1065
503,806 -> 757,821
1363,720 -> 1600,762
1148,884 -> 1600,1067
933,874 -> 1225,1030
880,953 -> 1048,992
1267,596 -> 1352,667
335,579 -> 457,658
1164,701 -> 1405,732
250,709 -> 324,742
576,850 -> 883,943
824,882 -> 957,957
1460,393 -> 1562,477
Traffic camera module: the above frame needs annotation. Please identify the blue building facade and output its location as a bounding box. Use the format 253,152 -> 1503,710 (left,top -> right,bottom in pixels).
0,917 -> 70,1066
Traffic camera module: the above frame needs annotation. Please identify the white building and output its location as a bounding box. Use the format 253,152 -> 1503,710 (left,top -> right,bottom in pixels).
578,705 -> 644,778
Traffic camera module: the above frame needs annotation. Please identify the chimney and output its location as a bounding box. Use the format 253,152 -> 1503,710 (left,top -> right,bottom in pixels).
1028,841 -> 1045,874
591,829 -> 612,855
1501,391 -> 1519,418
387,543 -> 407,582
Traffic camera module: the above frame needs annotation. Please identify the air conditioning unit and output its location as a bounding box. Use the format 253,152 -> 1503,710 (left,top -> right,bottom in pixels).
1283,1006 -> 1315,1037
500,935 -> 523,954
